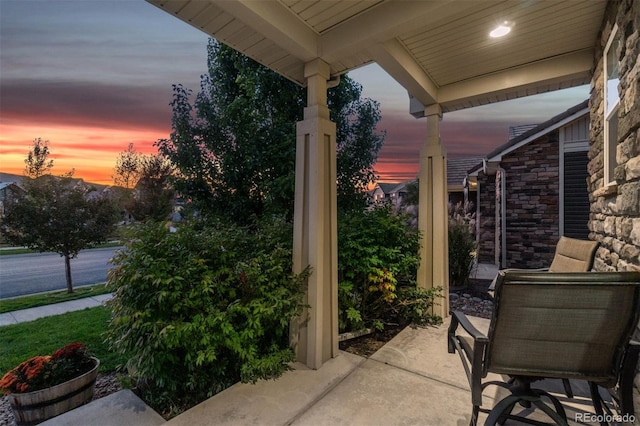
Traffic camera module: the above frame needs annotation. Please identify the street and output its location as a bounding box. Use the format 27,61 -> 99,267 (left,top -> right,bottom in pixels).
0,247 -> 121,299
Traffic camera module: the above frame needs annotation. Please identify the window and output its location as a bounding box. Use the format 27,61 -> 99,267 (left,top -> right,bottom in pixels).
604,25 -> 621,186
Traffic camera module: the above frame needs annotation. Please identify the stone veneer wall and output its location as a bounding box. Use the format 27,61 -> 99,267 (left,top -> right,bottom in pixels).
502,133 -> 560,268
475,134 -> 560,269
477,173 -> 496,264
587,0 -> 640,420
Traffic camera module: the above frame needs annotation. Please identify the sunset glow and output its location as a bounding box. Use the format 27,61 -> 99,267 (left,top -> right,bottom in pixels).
1,123 -> 167,185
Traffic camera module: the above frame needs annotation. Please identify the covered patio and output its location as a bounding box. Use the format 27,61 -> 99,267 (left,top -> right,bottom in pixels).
53,315 -> 611,425
165,318 -> 607,425
145,0 -> 608,371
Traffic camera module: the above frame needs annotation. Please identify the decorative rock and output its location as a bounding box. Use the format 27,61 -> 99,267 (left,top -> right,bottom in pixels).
450,294 -> 493,320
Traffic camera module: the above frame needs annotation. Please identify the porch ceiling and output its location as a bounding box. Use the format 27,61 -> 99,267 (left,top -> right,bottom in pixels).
147,0 -> 606,113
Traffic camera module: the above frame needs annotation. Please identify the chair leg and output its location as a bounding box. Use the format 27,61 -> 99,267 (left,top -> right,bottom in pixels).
619,342 -> 639,416
533,390 -> 568,425
531,398 -> 569,426
470,405 -> 479,426
497,401 -> 516,425
485,381 -> 569,426
561,379 -> 573,399
589,382 -> 610,426
485,395 -> 522,426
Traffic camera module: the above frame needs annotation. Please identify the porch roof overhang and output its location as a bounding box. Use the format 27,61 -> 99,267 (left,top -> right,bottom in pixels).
146,0 -> 605,114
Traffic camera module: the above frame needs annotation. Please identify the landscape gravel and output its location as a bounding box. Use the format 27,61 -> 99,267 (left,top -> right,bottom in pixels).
449,292 -> 493,319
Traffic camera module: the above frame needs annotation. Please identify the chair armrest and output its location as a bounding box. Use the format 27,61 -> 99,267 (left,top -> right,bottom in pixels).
453,311 -> 488,340
448,311 -> 490,407
448,310 -> 488,353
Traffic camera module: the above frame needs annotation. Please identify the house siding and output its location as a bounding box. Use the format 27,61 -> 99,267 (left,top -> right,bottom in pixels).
588,0 -> 640,420
502,133 -> 560,268
477,173 -> 496,264
475,133 -> 561,269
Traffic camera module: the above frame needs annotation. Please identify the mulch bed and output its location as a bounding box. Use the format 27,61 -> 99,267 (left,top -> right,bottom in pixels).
339,324 -> 406,357
340,279 -> 494,358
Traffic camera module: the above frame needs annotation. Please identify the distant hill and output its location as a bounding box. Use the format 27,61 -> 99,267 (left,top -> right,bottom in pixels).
0,172 -> 109,191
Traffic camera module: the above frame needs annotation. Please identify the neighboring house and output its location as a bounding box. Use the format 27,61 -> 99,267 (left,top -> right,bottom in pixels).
370,182 -> 406,205
372,157 -> 482,209
468,100 -> 590,269
0,182 -> 24,218
448,157 -> 482,206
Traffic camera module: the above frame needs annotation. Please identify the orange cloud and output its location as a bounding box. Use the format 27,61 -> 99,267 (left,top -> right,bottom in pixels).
0,122 -> 169,185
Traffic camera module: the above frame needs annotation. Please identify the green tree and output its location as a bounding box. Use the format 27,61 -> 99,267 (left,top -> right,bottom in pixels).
157,40 -> 385,221
1,143 -> 118,293
24,138 -> 54,178
329,78 -> 385,211
401,180 -> 420,208
113,143 -> 141,189
127,154 -> 174,222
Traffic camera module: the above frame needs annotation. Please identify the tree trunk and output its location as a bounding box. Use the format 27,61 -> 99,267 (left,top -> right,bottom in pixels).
64,254 -> 73,293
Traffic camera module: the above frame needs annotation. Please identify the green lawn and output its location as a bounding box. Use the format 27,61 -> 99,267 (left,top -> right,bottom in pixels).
0,241 -> 123,256
0,306 -> 126,374
0,284 -> 111,313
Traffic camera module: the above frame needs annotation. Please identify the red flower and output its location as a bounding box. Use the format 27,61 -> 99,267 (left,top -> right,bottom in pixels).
0,371 -> 18,392
0,343 -> 92,395
51,343 -> 86,360
22,356 -> 52,380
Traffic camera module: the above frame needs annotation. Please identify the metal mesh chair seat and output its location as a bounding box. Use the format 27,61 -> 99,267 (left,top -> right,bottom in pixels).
448,271 -> 640,426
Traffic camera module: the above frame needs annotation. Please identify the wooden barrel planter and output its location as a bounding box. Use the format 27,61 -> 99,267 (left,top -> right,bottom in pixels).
7,357 -> 100,426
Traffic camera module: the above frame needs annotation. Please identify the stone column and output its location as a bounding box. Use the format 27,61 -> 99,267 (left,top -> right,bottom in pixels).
291,59 -> 338,369
417,104 -> 450,318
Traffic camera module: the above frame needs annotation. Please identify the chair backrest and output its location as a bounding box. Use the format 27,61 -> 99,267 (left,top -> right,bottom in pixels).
548,236 -> 599,272
486,271 -> 640,387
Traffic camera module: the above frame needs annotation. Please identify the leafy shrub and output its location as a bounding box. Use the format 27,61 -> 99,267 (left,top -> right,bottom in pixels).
448,201 -> 477,288
106,217 -> 307,414
392,287 -> 443,327
337,204 -> 440,332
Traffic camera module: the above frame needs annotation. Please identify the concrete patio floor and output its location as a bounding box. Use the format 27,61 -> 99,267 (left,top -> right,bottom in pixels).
163,315 -> 607,426
43,315 -> 613,425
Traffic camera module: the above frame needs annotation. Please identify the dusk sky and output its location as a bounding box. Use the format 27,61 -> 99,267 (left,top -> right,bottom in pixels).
0,0 -> 590,185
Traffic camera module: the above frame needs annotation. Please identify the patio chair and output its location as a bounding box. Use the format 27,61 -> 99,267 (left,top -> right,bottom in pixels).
487,237 -> 600,400
547,236 -> 599,272
489,237 -> 599,291
448,270 -> 640,426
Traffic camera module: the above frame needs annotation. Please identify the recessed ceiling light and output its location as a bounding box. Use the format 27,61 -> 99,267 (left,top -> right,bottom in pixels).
490,23 -> 511,38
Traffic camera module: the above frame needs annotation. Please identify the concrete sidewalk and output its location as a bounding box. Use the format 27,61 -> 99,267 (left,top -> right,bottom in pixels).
0,293 -> 113,326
